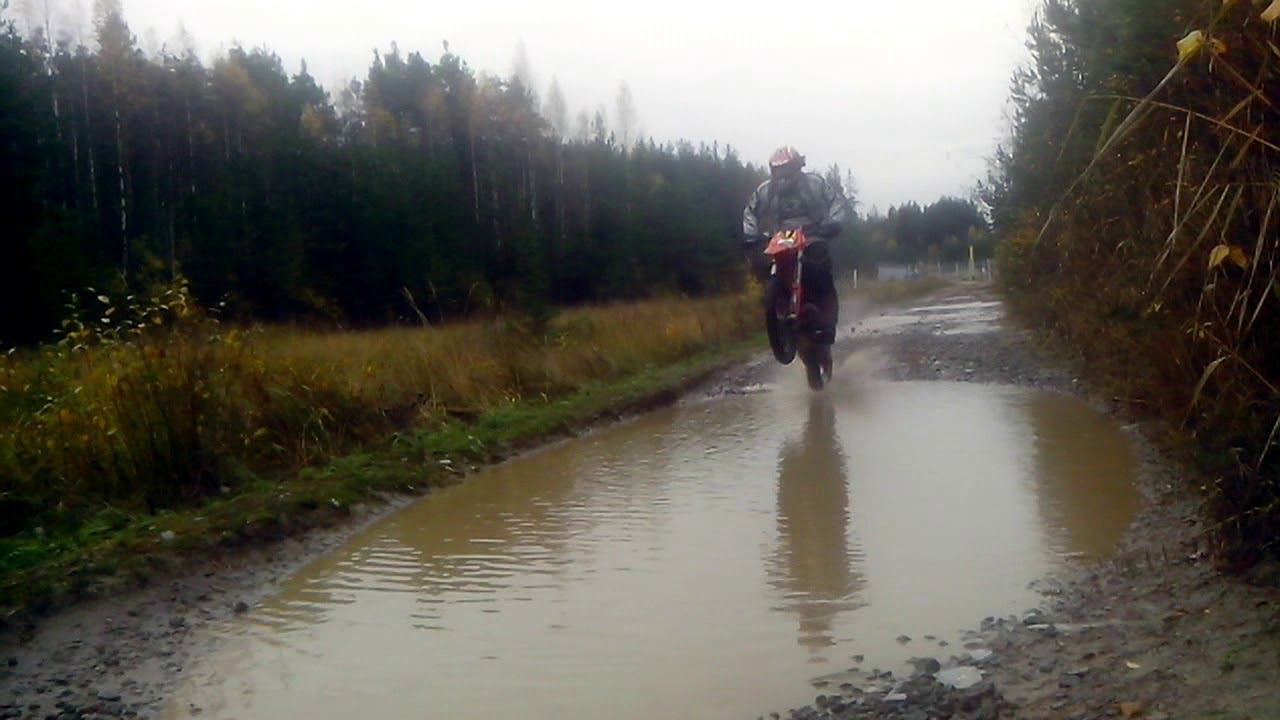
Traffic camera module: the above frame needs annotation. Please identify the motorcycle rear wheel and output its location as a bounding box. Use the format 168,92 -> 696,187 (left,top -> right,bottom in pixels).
764,276 -> 797,365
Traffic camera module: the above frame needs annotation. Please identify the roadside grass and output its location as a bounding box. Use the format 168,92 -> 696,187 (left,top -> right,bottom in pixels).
0,284 -> 760,621
842,275 -> 956,306
996,2 -> 1280,566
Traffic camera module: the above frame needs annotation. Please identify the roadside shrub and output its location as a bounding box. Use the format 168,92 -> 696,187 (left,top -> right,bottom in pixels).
993,0 -> 1280,564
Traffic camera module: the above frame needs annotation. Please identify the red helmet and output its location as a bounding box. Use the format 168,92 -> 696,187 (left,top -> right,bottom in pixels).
769,146 -> 805,170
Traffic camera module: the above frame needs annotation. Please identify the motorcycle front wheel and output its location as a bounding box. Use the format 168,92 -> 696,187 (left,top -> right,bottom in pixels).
764,276 -> 797,365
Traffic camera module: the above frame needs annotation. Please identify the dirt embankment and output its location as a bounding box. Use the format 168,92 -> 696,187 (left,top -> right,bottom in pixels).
772,283 -> 1280,720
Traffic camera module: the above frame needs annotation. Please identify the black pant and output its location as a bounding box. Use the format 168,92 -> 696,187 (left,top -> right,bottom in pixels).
747,241 -> 838,345
801,243 -> 838,345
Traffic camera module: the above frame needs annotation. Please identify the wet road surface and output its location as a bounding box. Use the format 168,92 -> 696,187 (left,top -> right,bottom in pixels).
167,294 -> 1139,719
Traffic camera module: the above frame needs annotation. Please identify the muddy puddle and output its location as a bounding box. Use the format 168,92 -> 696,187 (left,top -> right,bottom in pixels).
168,346 -> 1138,720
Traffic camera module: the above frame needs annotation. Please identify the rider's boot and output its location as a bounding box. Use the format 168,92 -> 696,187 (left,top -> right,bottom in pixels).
814,290 -> 839,346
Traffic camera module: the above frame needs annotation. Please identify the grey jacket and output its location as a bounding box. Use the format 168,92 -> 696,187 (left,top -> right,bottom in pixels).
742,173 -> 853,239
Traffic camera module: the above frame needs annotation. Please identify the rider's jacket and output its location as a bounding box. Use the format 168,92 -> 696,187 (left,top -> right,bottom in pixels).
742,173 -> 853,239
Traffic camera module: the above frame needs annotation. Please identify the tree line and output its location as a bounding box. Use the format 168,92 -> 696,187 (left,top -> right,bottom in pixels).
852,197 -> 991,268
0,1 -> 764,344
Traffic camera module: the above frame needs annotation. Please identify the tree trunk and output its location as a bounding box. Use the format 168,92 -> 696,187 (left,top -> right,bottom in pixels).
112,77 -> 128,281
583,156 -> 591,237
551,142 -> 564,285
70,128 -> 80,207
82,62 -> 98,214
186,93 -> 196,195
469,113 -> 480,225
153,99 -> 164,275
488,140 -> 501,248
43,12 -> 61,130
556,144 -> 565,244
169,194 -> 177,280
527,141 -> 538,226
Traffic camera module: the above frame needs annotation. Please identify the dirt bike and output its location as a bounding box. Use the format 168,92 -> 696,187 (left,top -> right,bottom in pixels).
760,225 -> 834,391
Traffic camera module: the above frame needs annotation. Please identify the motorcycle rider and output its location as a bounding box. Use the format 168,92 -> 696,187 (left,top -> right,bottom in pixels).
742,146 -> 852,346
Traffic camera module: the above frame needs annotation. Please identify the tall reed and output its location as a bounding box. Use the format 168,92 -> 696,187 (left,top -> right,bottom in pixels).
1000,1 -> 1280,563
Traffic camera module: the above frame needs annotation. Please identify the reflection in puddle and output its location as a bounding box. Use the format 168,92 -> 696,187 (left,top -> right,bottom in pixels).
770,400 -> 864,658
1025,392 -> 1139,557
170,379 -> 1138,720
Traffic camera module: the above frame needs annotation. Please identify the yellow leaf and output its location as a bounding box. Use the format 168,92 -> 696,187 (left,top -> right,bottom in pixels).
1209,244 -> 1231,269
1229,246 -> 1249,269
1125,660 -> 1142,669
1177,30 -> 1205,62
97,294 -> 111,304
1210,38 -> 1227,55
1264,0 -> 1280,22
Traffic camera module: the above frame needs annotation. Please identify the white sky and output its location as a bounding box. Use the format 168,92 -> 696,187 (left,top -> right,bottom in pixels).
27,0 -> 1038,211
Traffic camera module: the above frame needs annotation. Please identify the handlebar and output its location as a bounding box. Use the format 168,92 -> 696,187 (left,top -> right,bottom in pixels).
744,223 -> 842,245
804,221 -> 842,238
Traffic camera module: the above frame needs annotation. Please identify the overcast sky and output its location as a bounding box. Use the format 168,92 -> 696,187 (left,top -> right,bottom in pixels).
30,0 -> 1037,211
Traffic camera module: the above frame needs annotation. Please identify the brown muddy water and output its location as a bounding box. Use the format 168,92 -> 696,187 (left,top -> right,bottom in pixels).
168,304 -> 1139,720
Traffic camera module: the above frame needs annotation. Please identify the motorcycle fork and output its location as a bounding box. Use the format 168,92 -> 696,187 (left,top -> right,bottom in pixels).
791,249 -> 805,318
770,250 -> 804,319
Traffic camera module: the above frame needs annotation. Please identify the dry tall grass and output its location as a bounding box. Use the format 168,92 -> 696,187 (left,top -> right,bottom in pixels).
1001,1 -> 1280,563
0,285 -> 755,538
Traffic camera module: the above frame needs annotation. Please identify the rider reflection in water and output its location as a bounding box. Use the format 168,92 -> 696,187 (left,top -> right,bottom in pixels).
742,147 -> 854,346
770,398 -> 864,659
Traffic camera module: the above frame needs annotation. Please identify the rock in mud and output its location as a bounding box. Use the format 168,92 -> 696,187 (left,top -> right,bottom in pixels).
967,648 -> 994,663
1027,623 -> 1060,637
1022,609 -> 1049,625
775,664 -> 1014,719
937,666 -> 984,690
910,657 -> 941,675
